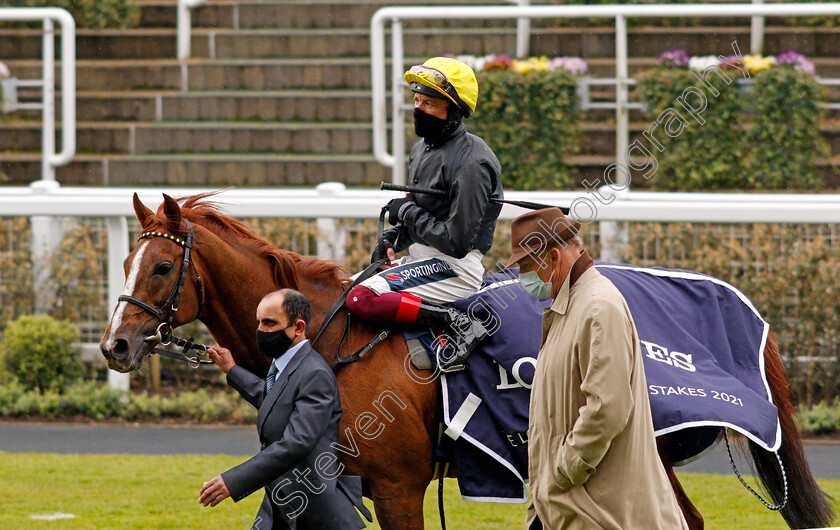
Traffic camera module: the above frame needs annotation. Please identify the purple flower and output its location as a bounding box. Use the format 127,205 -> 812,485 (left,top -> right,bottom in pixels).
656,48 -> 689,68
549,56 -> 589,76
776,50 -> 816,74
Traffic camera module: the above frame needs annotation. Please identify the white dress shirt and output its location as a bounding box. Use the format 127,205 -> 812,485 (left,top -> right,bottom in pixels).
270,339 -> 309,382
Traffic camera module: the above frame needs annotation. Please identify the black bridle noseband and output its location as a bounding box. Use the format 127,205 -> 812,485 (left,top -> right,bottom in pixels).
118,219 -> 211,367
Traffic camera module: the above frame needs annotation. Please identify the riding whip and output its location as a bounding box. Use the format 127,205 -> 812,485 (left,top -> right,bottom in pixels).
380,182 -> 570,214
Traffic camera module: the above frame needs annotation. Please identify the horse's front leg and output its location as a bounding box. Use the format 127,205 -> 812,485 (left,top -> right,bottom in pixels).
368,477 -> 428,530
335,340 -> 438,529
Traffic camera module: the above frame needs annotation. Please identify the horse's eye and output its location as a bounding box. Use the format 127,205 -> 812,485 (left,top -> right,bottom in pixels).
154,262 -> 173,276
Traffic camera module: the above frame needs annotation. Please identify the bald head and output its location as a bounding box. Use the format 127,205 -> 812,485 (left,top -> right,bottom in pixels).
256,289 -> 311,334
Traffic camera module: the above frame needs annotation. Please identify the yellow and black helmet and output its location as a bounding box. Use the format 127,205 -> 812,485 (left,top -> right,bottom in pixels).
404,57 -> 479,118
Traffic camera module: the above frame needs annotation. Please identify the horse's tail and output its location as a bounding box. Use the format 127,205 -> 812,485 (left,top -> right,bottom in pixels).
748,333 -> 835,528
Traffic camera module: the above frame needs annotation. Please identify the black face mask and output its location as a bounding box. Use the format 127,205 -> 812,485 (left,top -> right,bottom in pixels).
413,108 -> 448,138
256,326 -> 294,359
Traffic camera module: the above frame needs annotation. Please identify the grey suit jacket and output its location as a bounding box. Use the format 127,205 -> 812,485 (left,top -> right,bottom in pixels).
222,342 -> 368,530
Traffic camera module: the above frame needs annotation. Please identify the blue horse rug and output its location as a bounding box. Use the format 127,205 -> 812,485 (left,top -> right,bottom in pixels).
416,263 -> 780,502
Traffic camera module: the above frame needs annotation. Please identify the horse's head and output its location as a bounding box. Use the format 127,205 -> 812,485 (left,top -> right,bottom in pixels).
100,194 -> 204,372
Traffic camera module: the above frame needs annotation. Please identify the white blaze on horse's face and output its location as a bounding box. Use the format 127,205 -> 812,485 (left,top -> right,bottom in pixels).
106,240 -> 150,347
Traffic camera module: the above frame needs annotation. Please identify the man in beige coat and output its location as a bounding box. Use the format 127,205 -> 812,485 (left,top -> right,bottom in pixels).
508,208 -> 688,530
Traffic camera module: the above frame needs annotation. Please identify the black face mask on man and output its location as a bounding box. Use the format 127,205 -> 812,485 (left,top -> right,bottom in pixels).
256,325 -> 295,358
413,108 -> 449,138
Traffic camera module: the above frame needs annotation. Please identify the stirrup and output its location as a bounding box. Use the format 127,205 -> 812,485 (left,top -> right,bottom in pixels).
435,342 -> 466,373
435,318 -> 488,372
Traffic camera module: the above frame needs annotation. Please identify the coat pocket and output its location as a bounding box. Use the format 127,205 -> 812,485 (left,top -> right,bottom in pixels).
554,435 -> 596,489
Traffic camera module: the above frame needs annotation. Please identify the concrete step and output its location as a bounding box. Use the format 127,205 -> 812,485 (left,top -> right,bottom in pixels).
207,26 -> 840,60
2,26 -> 838,61
7,119 -> 839,158
7,55 -> 840,93
0,28 -> 180,60
12,89 -> 386,122
0,120 -> 388,155
4,59 -> 184,91
0,153 -> 392,187
4,58 -> 395,91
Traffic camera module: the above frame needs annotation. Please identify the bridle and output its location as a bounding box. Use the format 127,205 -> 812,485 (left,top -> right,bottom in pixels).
118,218 -> 211,366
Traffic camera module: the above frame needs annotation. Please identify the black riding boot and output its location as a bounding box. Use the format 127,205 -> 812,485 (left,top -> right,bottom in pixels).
413,301 -> 488,371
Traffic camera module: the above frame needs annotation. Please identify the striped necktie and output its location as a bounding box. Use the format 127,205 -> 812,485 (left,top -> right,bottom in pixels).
265,362 -> 279,394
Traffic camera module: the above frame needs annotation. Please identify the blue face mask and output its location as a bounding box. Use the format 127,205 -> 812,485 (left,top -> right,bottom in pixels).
519,269 -> 555,299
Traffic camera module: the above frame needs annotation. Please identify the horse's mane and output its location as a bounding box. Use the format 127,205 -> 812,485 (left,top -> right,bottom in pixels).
153,191 -> 348,291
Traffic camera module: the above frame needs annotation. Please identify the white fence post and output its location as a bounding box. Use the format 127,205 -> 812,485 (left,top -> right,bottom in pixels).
391,18 -> 407,186
315,182 -> 347,264
598,185 -> 628,263
177,0 -> 207,60
177,0 -> 192,60
614,14 -> 631,191
29,180 -> 67,314
106,216 -> 130,391
751,0 -> 765,55
41,17 -> 55,182
515,0 -> 531,59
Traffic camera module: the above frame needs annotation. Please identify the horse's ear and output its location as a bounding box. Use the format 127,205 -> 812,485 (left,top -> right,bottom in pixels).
133,193 -> 155,228
162,194 -> 182,228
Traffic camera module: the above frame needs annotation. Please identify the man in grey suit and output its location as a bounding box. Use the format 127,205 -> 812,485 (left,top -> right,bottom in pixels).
200,288 -> 369,529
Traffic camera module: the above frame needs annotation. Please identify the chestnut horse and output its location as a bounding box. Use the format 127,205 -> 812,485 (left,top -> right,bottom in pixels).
100,193 -> 834,530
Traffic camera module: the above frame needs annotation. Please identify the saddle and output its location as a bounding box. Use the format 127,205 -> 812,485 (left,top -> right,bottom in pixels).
312,258 -> 487,371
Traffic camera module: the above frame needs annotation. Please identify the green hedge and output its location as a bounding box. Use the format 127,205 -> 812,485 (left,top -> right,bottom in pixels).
470,69 -> 581,191
798,400 -> 840,436
747,67 -> 829,189
0,315 -> 83,392
636,64 -> 828,190
0,0 -> 139,29
0,379 -> 256,423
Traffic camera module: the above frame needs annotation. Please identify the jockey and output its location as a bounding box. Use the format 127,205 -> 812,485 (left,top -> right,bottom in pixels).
347,56 -> 504,370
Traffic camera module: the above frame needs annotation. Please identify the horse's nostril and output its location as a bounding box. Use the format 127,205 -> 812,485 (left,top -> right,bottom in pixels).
112,338 -> 129,356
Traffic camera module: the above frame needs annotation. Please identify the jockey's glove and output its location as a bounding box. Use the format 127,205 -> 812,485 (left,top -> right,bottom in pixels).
387,197 -> 414,226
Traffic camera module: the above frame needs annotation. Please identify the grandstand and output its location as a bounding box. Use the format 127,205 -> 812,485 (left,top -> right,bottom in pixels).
1,0 -> 838,187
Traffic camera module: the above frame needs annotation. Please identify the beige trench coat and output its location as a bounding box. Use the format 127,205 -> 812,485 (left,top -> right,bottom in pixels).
526,266 -> 688,530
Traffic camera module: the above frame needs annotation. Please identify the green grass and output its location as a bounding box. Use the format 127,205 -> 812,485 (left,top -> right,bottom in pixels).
1,452 -> 838,529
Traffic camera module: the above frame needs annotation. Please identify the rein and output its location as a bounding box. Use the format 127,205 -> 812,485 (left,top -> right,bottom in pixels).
312,205 -> 393,369
119,219 -> 211,368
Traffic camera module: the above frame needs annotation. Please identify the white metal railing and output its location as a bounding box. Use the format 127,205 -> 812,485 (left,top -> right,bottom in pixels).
177,0 -> 208,60
371,2 -> 840,187
2,182 -> 840,387
3,183 -> 840,275
0,7 -> 76,181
